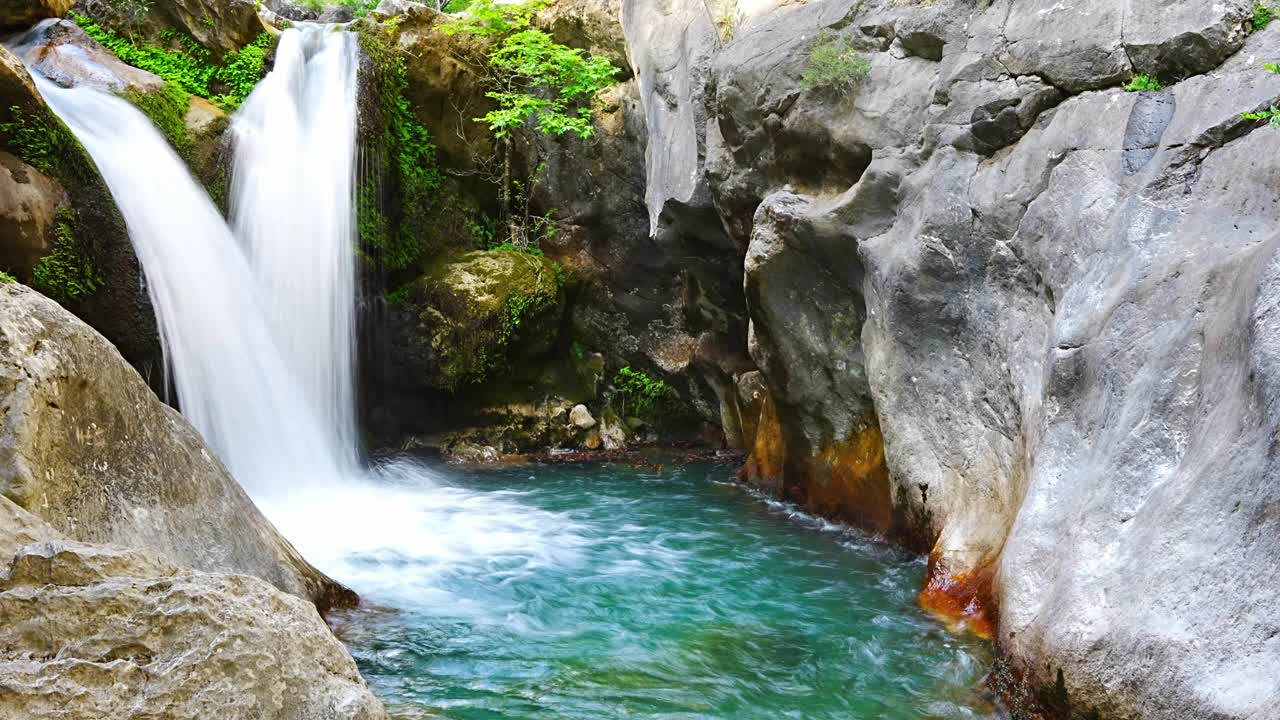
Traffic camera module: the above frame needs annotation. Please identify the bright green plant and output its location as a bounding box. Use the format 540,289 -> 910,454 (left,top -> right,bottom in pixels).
32,209 -> 100,304
0,271 -> 15,284
801,31 -> 871,92
72,14 -> 274,110
1123,73 -> 1165,92
0,105 -> 82,178
302,0 -> 380,16
1255,3 -> 1276,31
442,0 -> 615,247
1242,62 -> 1280,126
355,22 -> 443,271
613,367 -> 671,419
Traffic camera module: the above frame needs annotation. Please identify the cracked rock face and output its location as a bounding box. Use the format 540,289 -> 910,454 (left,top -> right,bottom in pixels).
622,0 -> 1280,714
0,283 -> 355,611
0,497 -> 386,720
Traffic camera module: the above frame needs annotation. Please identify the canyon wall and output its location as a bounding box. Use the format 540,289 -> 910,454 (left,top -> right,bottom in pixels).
619,0 -> 1280,716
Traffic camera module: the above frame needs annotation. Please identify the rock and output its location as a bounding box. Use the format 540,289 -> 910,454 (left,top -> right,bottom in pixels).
0,43 -> 47,117
373,0 -> 427,19
0,284 -> 354,610
0,497 -> 387,720
582,430 -> 602,450
319,7 -> 356,23
75,0 -> 264,56
390,249 -> 564,390
0,150 -> 65,278
10,19 -> 167,94
0,0 -> 71,32
599,411 -> 627,451
569,403 -> 596,429
445,442 -> 500,464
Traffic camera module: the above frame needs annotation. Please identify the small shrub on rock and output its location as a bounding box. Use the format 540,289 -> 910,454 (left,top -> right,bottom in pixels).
801,31 -> 871,92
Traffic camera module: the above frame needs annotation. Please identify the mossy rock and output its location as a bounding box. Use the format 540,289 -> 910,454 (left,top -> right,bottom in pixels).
405,249 -> 565,388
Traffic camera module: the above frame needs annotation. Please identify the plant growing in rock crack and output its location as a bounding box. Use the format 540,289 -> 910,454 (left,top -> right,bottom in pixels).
1254,2 -> 1276,31
1242,62 -> 1280,126
612,367 -> 671,420
1123,73 -> 1164,92
801,31 -> 871,92
441,0 -> 617,248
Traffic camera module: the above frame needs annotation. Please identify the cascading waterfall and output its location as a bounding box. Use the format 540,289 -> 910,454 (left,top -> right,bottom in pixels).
19,20 -> 570,596
230,27 -> 361,475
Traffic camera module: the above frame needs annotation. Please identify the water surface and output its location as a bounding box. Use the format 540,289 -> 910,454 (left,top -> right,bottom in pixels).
331,461 -> 998,719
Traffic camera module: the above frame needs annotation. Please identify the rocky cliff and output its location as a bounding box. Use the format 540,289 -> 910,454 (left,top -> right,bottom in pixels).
616,0 -> 1280,716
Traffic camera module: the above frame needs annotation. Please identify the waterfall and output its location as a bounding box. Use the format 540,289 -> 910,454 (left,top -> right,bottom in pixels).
230,27 -> 361,474
22,26 -> 362,496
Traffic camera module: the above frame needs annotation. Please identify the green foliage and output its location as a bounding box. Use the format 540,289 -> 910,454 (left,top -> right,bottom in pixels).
1242,63 -> 1280,126
443,0 -> 618,139
72,14 -> 274,110
489,242 -> 544,256
801,31 -> 871,92
1123,74 -> 1165,92
498,289 -> 553,345
32,209 -> 100,304
0,271 -> 15,284
1254,3 -> 1276,31
386,282 -> 414,306
612,367 -> 671,419
356,23 -> 444,271
0,106 -> 84,179
125,83 -> 192,157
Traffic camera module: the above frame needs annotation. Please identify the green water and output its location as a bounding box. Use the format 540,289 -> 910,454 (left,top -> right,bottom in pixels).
330,461 -> 999,719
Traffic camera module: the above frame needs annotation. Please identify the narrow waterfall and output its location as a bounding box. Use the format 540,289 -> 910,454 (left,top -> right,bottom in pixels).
230,27 -> 361,473
24,26 -> 360,496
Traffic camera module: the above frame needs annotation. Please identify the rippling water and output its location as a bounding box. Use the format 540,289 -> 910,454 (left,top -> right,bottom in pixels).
321,461 -> 998,719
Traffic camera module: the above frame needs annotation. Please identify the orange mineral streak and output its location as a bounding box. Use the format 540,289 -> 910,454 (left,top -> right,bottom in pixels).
740,394 -> 786,492
917,549 -> 997,640
803,424 -> 893,534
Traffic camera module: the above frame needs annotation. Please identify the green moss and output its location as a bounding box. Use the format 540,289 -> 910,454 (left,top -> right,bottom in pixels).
73,13 -> 274,110
355,21 -> 444,272
124,83 -> 192,157
32,208 -> 100,304
0,104 -> 92,181
0,271 -> 15,283
416,250 -> 563,387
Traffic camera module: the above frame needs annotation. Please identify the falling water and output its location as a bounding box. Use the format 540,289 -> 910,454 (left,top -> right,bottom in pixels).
230,27 -> 361,473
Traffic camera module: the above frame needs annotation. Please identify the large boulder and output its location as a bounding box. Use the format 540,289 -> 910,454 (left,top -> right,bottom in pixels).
11,18 -> 167,94
0,0 -> 71,31
0,496 -> 386,720
74,0 -> 264,56
0,283 -> 354,610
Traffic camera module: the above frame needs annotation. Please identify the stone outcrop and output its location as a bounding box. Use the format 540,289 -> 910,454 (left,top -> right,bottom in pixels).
0,283 -> 354,610
617,0 -> 1280,715
0,496 -> 386,720
75,0 -> 264,56
0,150 -> 65,278
13,19 -> 167,94
0,0 -> 71,31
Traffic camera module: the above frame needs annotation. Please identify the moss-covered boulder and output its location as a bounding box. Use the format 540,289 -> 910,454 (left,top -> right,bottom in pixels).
399,249 -> 565,389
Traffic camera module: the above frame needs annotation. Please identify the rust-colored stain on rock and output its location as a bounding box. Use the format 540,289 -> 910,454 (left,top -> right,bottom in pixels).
918,550 -> 996,640
740,393 -> 785,492
803,424 -> 892,534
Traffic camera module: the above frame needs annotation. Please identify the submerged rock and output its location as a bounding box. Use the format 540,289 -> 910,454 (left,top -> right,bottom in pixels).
0,284 -> 354,610
0,497 -> 387,720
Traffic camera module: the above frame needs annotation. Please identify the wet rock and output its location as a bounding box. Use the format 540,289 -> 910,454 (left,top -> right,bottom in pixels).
0,284 -> 354,610
0,497 -> 387,720
11,19 -> 166,95
570,404 -> 596,429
